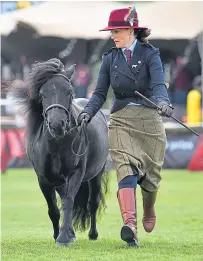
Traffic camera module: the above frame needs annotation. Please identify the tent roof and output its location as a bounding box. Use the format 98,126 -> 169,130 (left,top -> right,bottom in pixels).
0,1 -> 202,39
0,1 -> 126,39
138,1 -> 203,39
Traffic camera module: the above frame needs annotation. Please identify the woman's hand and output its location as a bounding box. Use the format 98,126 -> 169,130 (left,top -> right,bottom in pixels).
157,104 -> 173,117
77,112 -> 91,125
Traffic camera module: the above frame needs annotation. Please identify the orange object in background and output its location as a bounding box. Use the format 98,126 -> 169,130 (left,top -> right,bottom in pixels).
188,135 -> 203,171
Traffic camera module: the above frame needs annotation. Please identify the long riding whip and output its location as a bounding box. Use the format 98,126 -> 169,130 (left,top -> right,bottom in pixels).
134,91 -> 199,136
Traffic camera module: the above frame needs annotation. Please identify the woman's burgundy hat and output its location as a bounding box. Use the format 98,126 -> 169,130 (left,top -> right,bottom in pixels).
99,7 -> 148,31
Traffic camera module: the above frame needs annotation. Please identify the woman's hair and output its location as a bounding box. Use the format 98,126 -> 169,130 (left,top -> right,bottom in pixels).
134,29 -> 151,43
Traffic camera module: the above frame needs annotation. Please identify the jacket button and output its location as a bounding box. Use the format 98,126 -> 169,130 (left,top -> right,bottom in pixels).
114,65 -> 117,68
117,84 -> 119,87
115,75 -> 117,78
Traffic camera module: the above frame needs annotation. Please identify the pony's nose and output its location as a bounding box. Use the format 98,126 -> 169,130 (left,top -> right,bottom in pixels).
49,119 -> 65,129
48,119 -> 66,137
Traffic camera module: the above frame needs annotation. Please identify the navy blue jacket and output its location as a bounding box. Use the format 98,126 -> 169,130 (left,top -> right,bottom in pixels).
83,40 -> 171,119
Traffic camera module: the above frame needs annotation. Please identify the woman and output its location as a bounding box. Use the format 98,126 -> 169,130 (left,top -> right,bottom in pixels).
77,7 -> 173,247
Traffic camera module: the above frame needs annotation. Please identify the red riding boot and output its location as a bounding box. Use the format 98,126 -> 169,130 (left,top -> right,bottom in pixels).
117,188 -> 138,247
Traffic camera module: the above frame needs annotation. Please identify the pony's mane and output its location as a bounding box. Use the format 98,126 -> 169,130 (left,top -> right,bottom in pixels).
8,58 -> 68,112
7,58 -> 69,143
29,58 -> 66,100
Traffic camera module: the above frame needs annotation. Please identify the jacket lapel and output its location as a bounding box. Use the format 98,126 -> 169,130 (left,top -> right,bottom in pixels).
112,49 -> 135,81
130,41 -> 144,74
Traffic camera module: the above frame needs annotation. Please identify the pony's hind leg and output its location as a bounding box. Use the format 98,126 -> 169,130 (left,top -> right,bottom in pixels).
87,168 -> 104,240
38,179 -> 60,240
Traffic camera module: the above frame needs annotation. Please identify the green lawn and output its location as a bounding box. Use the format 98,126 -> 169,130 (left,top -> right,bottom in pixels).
1,169 -> 203,261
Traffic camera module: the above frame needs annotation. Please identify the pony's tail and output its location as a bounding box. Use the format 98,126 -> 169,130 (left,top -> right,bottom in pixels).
73,165 -> 109,231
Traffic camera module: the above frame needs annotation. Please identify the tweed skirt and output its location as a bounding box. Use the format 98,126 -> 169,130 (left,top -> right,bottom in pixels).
108,105 -> 166,192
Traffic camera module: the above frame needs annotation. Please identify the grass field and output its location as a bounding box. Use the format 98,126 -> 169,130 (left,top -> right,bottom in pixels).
1,169 -> 203,261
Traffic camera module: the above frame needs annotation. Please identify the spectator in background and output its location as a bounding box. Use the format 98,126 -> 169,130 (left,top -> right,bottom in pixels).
173,56 -> 191,106
73,63 -> 91,98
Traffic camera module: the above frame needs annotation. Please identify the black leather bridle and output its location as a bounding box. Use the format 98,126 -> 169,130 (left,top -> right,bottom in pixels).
42,74 -> 73,126
41,73 -> 89,166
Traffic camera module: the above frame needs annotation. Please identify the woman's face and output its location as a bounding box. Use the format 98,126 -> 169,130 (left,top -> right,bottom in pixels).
110,28 -> 134,48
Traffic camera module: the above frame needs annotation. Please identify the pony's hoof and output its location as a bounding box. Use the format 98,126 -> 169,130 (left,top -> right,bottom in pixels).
56,241 -> 69,247
88,236 -> 98,240
88,231 -> 98,240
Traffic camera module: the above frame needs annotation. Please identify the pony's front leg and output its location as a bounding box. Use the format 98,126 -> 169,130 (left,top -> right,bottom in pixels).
56,169 -> 84,247
38,179 -> 60,240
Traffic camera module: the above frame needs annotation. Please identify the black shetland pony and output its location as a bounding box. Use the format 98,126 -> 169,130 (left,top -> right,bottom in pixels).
9,58 -> 109,247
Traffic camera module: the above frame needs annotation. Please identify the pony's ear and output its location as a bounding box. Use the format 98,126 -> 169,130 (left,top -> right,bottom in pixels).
65,64 -> 76,80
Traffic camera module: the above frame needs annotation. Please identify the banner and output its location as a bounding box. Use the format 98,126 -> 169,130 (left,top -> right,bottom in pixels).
1,129 -> 31,173
1,128 -> 203,172
163,132 -> 200,169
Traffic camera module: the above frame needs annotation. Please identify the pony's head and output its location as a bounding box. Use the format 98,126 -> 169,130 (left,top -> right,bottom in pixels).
30,58 -> 76,139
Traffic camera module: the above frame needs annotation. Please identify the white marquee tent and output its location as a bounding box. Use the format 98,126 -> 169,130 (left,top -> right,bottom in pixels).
0,1 -> 202,40
0,1 -> 126,39
138,1 -> 203,40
